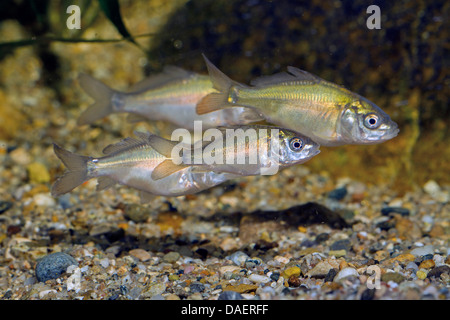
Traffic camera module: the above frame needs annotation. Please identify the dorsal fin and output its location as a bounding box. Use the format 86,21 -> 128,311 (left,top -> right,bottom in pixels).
102,132 -> 153,155
128,66 -> 196,93
250,66 -> 323,87
146,135 -> 180,158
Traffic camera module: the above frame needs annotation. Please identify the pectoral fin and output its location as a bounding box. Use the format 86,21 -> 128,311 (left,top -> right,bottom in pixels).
151,159 -> 189,181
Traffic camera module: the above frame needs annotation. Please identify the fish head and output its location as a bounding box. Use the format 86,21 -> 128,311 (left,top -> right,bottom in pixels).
338,96 -> 399,145
277,129 -> 321,165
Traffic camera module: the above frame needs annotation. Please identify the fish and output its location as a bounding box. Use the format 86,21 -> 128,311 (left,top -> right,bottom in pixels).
149,125 -> 320,180
196,55 -> 399,147
51,132 -> 239,202
77,66 -> 261,130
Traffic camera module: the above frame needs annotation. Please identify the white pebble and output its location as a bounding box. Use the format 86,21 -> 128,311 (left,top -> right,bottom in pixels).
333,267 -> 359,283
248,274 -> 270,284
410,245 -> 434,257
33,193 -> 55,207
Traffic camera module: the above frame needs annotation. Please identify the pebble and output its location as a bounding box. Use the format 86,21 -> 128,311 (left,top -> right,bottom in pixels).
218,291 -> 244,300
141,283 -> 166,298
9,147 -> 31,165
35,252 -> 78,282
328,249 -> 347,258
327,187 -> 347,200
410,245 -> 434,257
381,272 -> 405,284
26,162 -> 50,184
330,239 -> 351,251
416,269 -> 428,280
306,259 -> 339,278
189,282 -> 205,293
405,262 -> 419,272
333,267 -> 359,283
324,268 -> 338,282
163,251 -> 180,263
427,265 -> 450,279
0,200 -> 13,214
249,274 -> 270,284
360,288 -> 375,300
123,204 -> 150,223
381,206 -> 410,216
419,259 -> 435,269
33,193 -> 56,207
129,249 -> 151,262
283,266 -> 301,278
229,251 -> 250,267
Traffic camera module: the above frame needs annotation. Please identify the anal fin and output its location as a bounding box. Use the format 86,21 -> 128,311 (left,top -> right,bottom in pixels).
151,159 -> 189,181
96,176 -> 116,191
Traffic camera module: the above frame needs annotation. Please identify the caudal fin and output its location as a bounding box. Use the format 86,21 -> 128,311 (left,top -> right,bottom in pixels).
196,54 -> 237,115
77,74 -> 117,125
52,144 -> 92,196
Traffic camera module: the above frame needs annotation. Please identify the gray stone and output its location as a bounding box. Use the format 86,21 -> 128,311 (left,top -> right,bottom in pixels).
35,252 -> 78,282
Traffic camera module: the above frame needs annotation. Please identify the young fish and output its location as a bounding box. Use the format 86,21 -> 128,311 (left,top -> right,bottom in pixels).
51,132 -> 238,201
77,67 -> 259,130
196,55 -> 399,147
149,125 -> 320,180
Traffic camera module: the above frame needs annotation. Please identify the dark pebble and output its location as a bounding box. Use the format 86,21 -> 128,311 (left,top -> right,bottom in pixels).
327,187 -> 347,201
381,207 -> 410,216
190,282 -> 205,293
376,219 -> 395,231
360,288 -> 376,300
218,291 -> 243,300
0,201 -> 13,214
427,265 -> 450,279
421,254 -> 434,261
324,268 -> 338,282
270,272 -> 280,282
35,252 -> 78,282
315,233 -> 330,243
330,239 -> 351,251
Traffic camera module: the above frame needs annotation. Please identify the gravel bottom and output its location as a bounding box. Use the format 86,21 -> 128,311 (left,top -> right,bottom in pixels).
0,165 -> 448,300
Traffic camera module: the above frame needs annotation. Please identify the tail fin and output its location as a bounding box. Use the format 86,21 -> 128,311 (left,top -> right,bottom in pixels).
52,144 -> 92,196
196,54 -> 237,115
77,74 -> 117,125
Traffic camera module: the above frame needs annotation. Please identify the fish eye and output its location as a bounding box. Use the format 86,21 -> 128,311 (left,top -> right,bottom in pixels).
289,137 -> 304,151
364,113 -> 380,129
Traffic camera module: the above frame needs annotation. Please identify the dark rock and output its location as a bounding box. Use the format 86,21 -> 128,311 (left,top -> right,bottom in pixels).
330,239 -> 351,251
218,291 -> 243,300
189,282 -> 205,293
35,252 -> 78,282
360,288 -> 376,300
381,207 -> 410,216
0,201 -> 13,214
327,187 -> 348,200
427,265 -> 450,279
324,268 -> 338,282
315,233 -> 330,243
270,272 -> 280,281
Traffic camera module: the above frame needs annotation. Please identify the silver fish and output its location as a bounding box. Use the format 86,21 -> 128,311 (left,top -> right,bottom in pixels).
51,132 -> 238,201
77,67 -> 259,130
148,125 -> 320,180
197,55 -> 399,146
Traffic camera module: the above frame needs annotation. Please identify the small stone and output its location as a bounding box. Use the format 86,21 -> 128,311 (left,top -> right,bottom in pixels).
416,269 -> 428,280
324,268 -> 338,282
360,288 -> 376,300
410,245 -> 434,257
163,251 -> 180,263
219,237 -> 240,251
189,282 -> 205,293
327,187 -> 347,200
248,274 -> 270,284
330,239 -> 351,251
315,233 -> 330,243
27,162 -> 50,184
229,251 -> 250,266
429,224 -> 445,238
124,204 -> 150,223
33,193 -> 55,207
9,147 -> 31,165
333,267 -> 359,283
395,217 -> 422,240
374,250 -> 389,261
142,283 -> 166,298
218,291 -> 244,300
381,207 -> 410,216
283,266 -> 301,278
328,249 -> 347,258
270,272 -> 280,281
427,265 -> 450,279
306,259 -> 339,278
381,272 -> 405,284
445,255 -> 450,265
223,283 -> 258,293
419,259 -> 435,269
35,252 -> 78,282
405,262 -> 419,272
129,249 -> 151,262
384,253 -> 415,266
0,201 -> 13,214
